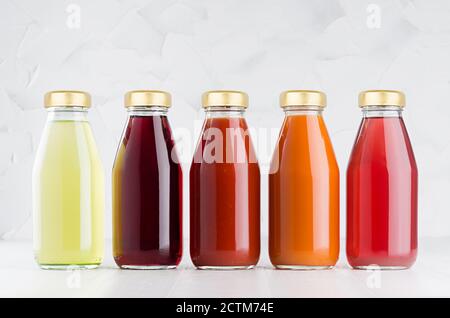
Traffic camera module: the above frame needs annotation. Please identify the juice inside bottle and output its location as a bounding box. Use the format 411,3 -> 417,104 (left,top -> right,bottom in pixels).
113,91 -> 182,269
346,90 -> 418,269
269,90 -> 339,269
33,91 -> 104,269
190,91 -> 260,269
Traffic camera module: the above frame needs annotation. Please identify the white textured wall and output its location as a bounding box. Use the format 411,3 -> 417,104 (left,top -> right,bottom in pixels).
1,0 -> 449,239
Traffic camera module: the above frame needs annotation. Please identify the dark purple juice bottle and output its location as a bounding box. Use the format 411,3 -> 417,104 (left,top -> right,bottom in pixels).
113,90 -> 182,269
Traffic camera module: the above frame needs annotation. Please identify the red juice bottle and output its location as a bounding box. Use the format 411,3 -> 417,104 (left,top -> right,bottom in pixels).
190,90 -> 260,269
113,90 -> 182,269
346,90 -> 418,269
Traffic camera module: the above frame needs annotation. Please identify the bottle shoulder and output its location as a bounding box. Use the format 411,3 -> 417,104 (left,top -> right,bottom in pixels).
272,115 -> 338,168
348,117 -> 416,170
114,116 -> 181,170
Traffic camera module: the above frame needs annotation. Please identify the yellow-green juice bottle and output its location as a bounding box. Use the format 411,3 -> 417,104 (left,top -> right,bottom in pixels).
33,90 -> 104,269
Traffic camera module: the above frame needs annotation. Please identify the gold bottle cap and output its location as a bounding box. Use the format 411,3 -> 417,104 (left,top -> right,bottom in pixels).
202,90 -> 249,108
44,90 -> 91,108
125,90 -> 171,108
359,90 -> 405,108
280,90 -> 326,108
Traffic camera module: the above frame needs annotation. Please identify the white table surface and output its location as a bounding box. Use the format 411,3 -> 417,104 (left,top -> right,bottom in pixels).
1,238 -> 449,298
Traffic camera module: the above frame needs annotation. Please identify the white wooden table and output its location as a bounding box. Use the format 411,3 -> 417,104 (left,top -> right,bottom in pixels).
1,238 -> 449,297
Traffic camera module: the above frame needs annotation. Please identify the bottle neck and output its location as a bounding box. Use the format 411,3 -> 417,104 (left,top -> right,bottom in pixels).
283,105 -> 323,116
204,106 -> 245,118
47,107 -> 88,122
362,106 -> 403,118
127,106 -> 168,116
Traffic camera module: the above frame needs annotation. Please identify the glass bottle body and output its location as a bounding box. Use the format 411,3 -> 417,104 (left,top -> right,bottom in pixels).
346,107 -> 418,269
33,107 -> 105,269
269,107 -> 339,269
113,107 -> 182,269
190,107 -> 260,269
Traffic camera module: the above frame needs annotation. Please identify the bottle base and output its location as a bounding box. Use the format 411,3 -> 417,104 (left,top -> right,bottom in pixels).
120,265 -> 177,270
352,265 -> 410,270
275,265 -> 333,270
196,265 -> 255,270
39,264 -> 100,270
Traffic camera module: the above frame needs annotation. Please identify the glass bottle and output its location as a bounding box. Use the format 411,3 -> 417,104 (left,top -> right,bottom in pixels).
269,90 -> 340,269
33,90 -> 105,269
347,90 -> 418,269
190,90 -> 260,269
113,90 -> 182,269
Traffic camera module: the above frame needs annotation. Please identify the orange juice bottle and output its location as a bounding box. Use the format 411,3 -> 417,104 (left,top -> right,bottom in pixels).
269,90 -> 339,269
